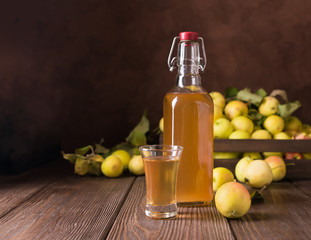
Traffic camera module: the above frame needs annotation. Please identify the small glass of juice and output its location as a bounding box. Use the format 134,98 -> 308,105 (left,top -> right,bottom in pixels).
139,144 -> 183,219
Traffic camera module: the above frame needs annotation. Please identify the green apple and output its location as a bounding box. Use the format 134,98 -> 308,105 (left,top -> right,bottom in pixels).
273,132 -> 291,139
285,116 -> 302,133
214,152 -> 240,159
242,152 -> 262,159
231,116 -> 254,134
213,167 -> 235,192
214,118 -> 234,139
210,91 -> 226,109
265,156 -> 286,181
263,115 -> 285,135
235,156 -> 253,182
214,105 -> 224,120
244,160 -> 273,188
263,152 -> 283,158
215,182 -> 251,218
229,130 -> 251,139
258,96 -> 279,116
224,100 -> 248,120
251,129 -> 272,139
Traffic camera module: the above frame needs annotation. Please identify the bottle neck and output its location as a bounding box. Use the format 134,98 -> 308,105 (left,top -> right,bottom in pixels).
176,65 -> 201,87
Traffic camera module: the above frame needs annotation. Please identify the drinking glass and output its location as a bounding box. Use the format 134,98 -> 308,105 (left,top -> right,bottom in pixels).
139,145 -> 183,219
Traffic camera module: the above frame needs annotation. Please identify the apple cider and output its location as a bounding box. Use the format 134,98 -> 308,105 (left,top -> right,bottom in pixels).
144,156 -> 179,206
163,92 -> 214,205
164,32 -> 214,206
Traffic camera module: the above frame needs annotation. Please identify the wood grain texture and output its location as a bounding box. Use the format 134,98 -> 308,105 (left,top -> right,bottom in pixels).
0,160 -> 70,217
107,177 -> 235,240
229,181 -> 311,240
0,174 -> 135,240
214,139 -> 311,153
291,179 -> 311,198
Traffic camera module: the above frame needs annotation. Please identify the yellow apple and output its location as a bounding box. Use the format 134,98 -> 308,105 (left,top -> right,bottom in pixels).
251,129 -> 272,139
242,152 -> 262,159
128,155 -> 145,175
210,91 -> 226,109
262,152 -> 283,158
273,132 -> 291,139
231,116 -> 254,134
214,105 -> 224,120
215,182 -> 251,218
229,130 -> 251,139
264,156 -> 286,181
101,155 -> 123,178
214,152 -> 240,159
235,156 -> 253,182
213,167 -> 235,192
258,96 -> 279,116
224,100 -> 248,120
112,150 -> 131,170
214,118 -> 234,139
263,115 -> 285,135
159,117 -> 164,132
244,160 -> 273,188
285,116 -> 302,132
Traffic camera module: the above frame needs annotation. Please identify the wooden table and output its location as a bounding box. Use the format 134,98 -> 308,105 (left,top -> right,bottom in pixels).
0,160 -> 310,240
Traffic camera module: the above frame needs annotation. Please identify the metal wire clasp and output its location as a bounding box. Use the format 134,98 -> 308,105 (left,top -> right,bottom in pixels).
167,36 -> 179,72
167,36 -> 207,72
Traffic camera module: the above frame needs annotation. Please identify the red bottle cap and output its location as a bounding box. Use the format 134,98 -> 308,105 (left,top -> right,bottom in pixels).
179,32 -> 198,41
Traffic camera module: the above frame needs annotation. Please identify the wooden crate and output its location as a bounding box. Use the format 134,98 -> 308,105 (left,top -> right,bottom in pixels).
214,139 -> 311,179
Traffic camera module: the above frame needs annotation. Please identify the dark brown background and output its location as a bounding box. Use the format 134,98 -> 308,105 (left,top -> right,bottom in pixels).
1,0 -> 311,172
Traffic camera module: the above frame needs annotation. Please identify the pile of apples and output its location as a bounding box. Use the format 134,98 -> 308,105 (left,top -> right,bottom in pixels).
213,155 -> 286,219
211,88 -> 311,159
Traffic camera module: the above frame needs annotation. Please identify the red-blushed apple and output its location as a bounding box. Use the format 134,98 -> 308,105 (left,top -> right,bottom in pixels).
264,156 -> 286,181
215,182 -> 251,218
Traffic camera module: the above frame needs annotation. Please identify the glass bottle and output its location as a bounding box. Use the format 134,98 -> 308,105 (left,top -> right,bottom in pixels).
163,32 -> 214,206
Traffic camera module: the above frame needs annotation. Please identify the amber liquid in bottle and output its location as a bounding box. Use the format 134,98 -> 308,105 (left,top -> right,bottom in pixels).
163,91 -> 214,205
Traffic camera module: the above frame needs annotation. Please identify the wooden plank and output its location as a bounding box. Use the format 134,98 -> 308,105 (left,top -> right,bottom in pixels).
214,139 -> 311,152
291,179 -> 311,198
0,174 -> 135,240
229,181 -> 311,240
214,159 -> 311,179
107,177 -> 235,240
0,160 -> 70,217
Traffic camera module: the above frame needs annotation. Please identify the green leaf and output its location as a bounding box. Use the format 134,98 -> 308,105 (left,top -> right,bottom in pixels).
278,101 -> 301,118
95,144 -> 109,154
224,87 -> 238,98
62,152 -> 77,164
126,110 -> 150,144
130,130 -> 147,147
111,142 -> 133,153
256,88 -> 267,97
237,88 -> 263,106
75,145 -> 93,156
